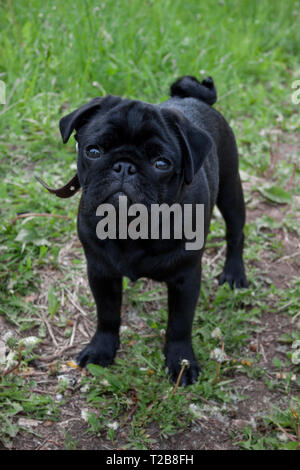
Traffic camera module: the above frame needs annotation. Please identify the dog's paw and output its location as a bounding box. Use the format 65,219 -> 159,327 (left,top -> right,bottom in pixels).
164,341 -> 201,386
219,260 -> 248,289
77,331 -> 119,368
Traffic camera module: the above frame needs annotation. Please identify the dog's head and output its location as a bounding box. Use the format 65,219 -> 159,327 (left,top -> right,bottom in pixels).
46,95 -> 213,212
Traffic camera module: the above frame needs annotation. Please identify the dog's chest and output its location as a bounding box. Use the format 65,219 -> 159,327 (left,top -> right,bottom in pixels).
87,236 -> 186,282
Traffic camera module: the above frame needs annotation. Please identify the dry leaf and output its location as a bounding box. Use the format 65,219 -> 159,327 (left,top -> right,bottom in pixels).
66,360 -> 80,369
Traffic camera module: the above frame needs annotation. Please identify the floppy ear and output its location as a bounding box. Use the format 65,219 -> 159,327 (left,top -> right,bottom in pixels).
36,96 -> 123,198
175,117 -> 213,185
161,109 -> 213,185
59,95 -> 122,143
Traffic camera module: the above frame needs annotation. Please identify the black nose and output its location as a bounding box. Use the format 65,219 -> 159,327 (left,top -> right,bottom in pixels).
113,161 -> 137,176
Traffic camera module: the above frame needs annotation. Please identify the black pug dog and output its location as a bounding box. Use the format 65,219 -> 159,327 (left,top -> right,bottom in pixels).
37,75 -> 247,386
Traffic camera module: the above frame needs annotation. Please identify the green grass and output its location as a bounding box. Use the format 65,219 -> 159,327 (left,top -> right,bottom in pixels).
0,0 -> 300,450
238,398 -> 300,450
0,374 -> 59,448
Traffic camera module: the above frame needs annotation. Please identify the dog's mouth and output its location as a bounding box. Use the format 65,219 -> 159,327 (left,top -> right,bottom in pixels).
102,190 -> 133,206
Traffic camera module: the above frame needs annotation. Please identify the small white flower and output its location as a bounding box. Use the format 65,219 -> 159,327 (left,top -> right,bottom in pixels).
20,336 -> 41,349
210,347 -> 227,363
188,403 -> 203,419
211,327 -> 222,339
100,379 -> 110,387
4,351 -> 17,370
277,432 -> 289,442
0,340 -> 7,365
57,375 -> 69,384
189,403 -> 199,412
180,359 -> 190,368
3,331 -> 14,344
18,418 -> 41,428
291,340 -> 300,349
80,384 -> 90,393
291,350 -> 300,365
107,421 -> 119,430
81,409 -> 90,422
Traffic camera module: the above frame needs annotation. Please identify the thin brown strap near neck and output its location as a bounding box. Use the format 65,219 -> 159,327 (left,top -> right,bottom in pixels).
35,173 -> 81,198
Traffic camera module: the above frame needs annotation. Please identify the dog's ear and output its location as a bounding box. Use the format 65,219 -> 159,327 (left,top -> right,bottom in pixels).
59,95 -> 122,143
161,109 -> 213,185
176,118 -> 213,185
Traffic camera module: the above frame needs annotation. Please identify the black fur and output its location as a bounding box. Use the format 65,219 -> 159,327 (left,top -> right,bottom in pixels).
170,75 -> 217,105
58,75 -> 247,385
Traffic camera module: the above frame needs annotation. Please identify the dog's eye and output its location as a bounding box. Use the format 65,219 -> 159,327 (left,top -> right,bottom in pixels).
154,158 -> 171,170
85,145 -> 103,159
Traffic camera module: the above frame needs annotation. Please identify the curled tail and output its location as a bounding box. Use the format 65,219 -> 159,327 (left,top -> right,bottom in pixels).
170,75 -> 217,105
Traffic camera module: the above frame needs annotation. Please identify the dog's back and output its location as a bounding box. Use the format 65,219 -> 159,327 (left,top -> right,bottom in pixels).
159,77 -> 222,213
160,75 -> 234,152
160,75 -> 241,206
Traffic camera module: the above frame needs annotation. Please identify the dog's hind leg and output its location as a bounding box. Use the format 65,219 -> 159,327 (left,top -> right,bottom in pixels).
216,143 -> 248,289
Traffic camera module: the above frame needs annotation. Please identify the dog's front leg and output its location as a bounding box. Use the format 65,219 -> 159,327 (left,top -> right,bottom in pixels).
164,267 -> 201,386
77,270 -> 122,368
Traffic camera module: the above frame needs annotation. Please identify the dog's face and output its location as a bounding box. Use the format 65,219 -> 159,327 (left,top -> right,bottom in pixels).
75,98 -> 185,212
59,95 -> 213,213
